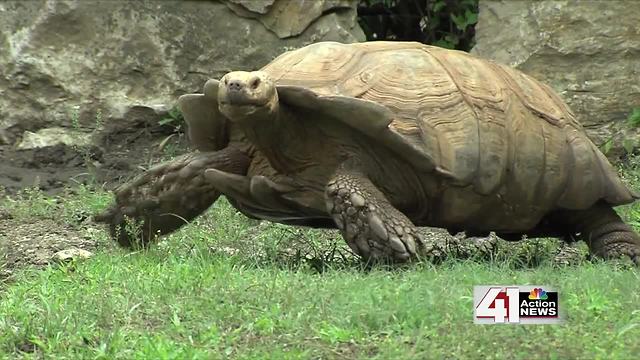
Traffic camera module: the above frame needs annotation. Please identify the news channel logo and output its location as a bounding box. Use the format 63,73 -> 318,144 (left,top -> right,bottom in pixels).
473,286 -> 564,324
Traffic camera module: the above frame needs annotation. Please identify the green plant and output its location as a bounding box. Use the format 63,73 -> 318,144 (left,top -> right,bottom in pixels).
95,108 -> 103,129
70,107 -> 80,130
158,107 -> 185,134
155,107 -> 187,161
627,107 -> 640,128
68,108 -> 105,185
601,108 -> 640,157
357,0 -> 479,51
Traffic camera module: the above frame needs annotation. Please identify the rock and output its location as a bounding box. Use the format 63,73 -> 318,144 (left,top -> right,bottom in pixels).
225,0 -> 357,38
228,0 -> 274,14
0,0 -> 364,147
17,127 -> 92,150
472,0 -> 640,156
51,248 -> 94,263
0,129 -> 9,145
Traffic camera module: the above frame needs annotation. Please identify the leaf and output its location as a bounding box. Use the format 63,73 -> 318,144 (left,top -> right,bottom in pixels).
168,107 -> 184,121
428,16 -> 441,30
158,118 -> 176,126
464,9 -> 478,25
623,138 -> 636,154
367,0 -> 395,7
617,323 -> 639,337
433,39 -> 455,49
432,0 -> 446,13
450,13 -> 467,30
601,138 -> 614,155
627,107 -> 640,128
445,34 -> 460,45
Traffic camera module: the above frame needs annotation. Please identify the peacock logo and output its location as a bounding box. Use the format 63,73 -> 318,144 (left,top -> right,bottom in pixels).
528,288 -> 548,300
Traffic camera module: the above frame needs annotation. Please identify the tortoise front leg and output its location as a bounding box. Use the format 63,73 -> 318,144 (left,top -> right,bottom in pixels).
325,168 -> 441,263
95,146 -> 250,248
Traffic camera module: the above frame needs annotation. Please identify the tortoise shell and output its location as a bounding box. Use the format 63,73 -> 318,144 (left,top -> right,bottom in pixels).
260,41 -> 635,214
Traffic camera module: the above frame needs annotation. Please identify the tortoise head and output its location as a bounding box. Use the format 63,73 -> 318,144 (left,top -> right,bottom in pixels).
218,71 -> 278,121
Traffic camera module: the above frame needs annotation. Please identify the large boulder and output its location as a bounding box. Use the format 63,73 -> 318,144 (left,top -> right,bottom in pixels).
472,0 -> 640,157
0,0 -> 363,140
0,0 -> 364,192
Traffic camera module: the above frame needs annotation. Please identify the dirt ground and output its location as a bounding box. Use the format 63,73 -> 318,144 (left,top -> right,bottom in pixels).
0,120 -> 190,281
0,116 -> 189,195
0,217 -> 105,280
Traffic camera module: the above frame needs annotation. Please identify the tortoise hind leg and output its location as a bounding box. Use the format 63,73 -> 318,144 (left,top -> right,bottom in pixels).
324,167 -> 442,263
559,202 -> 640,264
95,146 -> 250,248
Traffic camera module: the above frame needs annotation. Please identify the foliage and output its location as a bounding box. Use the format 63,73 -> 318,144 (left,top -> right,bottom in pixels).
357,0 -> 479,51
601,107 -> 640,157
627,107 -> 640,128
158,107 -> 185,134
156,107 -> 188,161
69,108 -> 104,185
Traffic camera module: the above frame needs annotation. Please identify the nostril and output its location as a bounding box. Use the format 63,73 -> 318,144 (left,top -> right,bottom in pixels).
250,77 -> 261,89
227,80 -> 243,92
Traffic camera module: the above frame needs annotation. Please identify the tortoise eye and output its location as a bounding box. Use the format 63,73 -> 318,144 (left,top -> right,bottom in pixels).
250,78 -> 261,89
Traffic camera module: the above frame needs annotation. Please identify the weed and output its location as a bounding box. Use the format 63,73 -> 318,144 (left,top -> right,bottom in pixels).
158,106 -> 185,134
68,107 -> 106,186
601,107 -> 640,156
627,107 -> 640,128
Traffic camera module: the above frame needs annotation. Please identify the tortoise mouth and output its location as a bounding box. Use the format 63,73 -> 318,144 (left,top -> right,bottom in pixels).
219,102 -> 263,116
219,92 -> 270,107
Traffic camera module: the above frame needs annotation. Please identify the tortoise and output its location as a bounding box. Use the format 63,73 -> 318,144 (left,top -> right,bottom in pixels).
95,41 -> 640,264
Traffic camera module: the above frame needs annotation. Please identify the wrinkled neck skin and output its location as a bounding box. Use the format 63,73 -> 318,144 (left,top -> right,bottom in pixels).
234,103 -> 310,175
234,103 -> 338,216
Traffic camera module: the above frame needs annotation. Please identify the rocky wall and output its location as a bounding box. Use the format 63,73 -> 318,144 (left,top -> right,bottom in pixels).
472,0 -> 640,157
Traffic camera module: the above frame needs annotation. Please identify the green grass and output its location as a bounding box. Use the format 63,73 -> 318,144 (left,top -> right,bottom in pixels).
0,246 -> 638,359
0,167 -> 640,358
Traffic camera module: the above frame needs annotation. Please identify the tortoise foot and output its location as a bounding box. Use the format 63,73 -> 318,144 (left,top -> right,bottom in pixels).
325,171 -> 441,263
587,222 -> 640,265
95,147 -> 249,248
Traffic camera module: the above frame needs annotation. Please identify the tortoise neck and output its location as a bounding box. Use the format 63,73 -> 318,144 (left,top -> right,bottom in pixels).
240,104 -> 308,174
240,105 -> 300,172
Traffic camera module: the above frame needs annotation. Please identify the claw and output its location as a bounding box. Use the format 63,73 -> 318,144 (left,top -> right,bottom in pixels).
249,175 -> 294,208
368,213 -> 388,241
204,168 -> 252,199
204,168 -> 280,213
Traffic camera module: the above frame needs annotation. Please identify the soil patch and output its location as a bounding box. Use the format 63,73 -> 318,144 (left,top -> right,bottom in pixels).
0,119 -> 189,195
0,217 -> 106,281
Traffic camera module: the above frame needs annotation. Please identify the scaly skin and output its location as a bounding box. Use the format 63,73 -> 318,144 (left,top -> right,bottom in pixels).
324,167 -> 443,263
563,203 -> 640,264
94,146 -> 250,248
